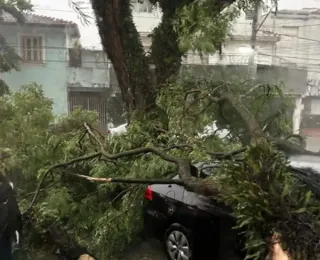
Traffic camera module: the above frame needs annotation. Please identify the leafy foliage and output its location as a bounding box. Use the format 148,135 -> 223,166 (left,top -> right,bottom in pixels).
1,0 -> 313,259
7,81 -> 296,259
175,0 -> 239,53
175,0 -> 279,54
158,70 -> 293,144
0,0 -> 32,87
0,84 -> 178,259
215,140 -> 320,259
0,35 -> 21,73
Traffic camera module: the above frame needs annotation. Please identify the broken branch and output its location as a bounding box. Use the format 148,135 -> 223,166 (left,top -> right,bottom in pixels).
25,125 -> 194,213
65,172 -> 184,185
23,152 -> 102,214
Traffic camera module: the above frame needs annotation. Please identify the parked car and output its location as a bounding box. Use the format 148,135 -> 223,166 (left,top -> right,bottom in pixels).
143,162 -> 245,260
143,155 -> 320,260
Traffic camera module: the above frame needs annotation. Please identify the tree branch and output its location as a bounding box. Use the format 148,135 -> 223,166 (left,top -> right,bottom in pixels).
65,172 -> 184,185
240,83 -> 263,98
284,134 -> 306,147
24,125 -> 194,213
83,123 -> 193,180
203,85 -> 320,156
23,152 -> 101,214
208,147 -> 247,159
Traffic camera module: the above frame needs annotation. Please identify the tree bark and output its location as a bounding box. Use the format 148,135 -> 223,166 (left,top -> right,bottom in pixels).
91,0 -> 155,117
91,0 -> 239,125
150,0 -> 186,86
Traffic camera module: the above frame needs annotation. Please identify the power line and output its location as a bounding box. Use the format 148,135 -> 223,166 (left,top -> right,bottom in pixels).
32,7 -> 162,19
31,6 -> 320,29
260,30 -> 320,43
258,52 -> 320,62
32,6 -> 320,26
1,45 -> 320,63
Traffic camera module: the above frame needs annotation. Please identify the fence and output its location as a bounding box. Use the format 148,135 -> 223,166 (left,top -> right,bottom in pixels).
68,90 -> 109,133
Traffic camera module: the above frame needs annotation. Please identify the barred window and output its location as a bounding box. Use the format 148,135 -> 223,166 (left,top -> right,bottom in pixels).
21,36 -> 43,62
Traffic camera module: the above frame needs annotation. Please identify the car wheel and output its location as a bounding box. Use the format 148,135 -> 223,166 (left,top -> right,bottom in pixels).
164,223 -> 193,260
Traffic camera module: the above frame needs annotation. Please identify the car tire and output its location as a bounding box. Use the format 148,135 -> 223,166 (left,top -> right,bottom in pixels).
164,223 -> 193,260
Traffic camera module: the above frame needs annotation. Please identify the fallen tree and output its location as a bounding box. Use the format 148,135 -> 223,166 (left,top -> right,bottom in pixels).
3,0 -> 318,259
18,82 -> 320,259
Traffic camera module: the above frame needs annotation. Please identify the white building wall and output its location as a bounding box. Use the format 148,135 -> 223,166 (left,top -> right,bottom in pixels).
260,9 -> 320,145
132,0 -> 161,33
131,1 -> 277,66
261,9 -> 320,73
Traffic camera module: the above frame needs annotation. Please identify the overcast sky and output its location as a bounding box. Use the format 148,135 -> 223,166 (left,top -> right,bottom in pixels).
30,0 -> 320,48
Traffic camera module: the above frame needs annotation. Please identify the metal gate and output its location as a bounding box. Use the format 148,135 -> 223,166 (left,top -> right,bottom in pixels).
68,90 -> 108,132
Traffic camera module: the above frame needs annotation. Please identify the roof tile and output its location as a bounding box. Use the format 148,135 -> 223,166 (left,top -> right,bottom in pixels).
2,12 -> 77,26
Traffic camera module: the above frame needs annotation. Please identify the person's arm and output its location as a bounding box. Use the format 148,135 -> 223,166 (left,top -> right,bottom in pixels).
271,234 -> 289,260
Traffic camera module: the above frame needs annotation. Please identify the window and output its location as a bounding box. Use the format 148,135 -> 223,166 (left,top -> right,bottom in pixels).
20,36 -> 43,63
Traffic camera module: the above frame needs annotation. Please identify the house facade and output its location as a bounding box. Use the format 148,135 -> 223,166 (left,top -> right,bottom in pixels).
260,9 -> 320,147
67,48 -> 117,131
1,12 -> 79,115
261,8 -> 320,72
132,0 -> 279,66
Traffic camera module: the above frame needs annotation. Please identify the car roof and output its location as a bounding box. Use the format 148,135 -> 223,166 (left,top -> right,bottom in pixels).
289,155 -> 320,173
173,156 -> 320,180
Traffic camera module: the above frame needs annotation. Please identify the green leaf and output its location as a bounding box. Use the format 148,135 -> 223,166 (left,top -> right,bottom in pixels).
304,190 -> 312,206
281,182 -> 290,198
295,208 -> 307,214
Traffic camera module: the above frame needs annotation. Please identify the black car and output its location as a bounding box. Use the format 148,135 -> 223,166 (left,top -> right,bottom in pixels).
143,155 -> 320,260
143,162 -> 245,260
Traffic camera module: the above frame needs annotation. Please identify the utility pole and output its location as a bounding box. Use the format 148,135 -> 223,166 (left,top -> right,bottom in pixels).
248,1 -> 260,79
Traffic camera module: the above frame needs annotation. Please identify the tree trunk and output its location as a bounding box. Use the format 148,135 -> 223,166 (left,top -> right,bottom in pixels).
150,1 -> 186,87
91,0 -> 193,125
91,0 -> 155,118
90,0 -> 240,125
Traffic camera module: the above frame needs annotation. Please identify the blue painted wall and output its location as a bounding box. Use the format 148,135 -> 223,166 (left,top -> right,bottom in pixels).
2,24 -> 69,115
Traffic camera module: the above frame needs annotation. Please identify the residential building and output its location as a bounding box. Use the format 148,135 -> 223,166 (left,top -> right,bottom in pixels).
261,9 -> 320,74
1,12 -> 79,115
67,48 -> 118,131
208,9 -> 279,66
260,9 -> 320,147
132,0 -> 161,33
132,1 -> 278,66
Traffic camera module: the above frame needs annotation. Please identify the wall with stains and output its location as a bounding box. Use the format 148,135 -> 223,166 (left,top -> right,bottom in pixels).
67,49 -> 110,90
